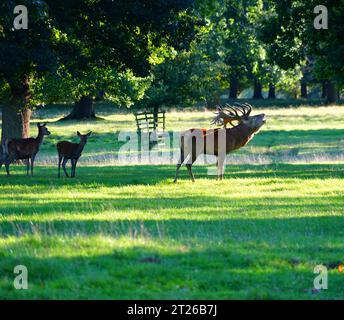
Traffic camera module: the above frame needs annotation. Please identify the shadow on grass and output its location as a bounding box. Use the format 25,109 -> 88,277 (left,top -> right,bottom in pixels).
1,225 -> 344,299
0,163 -> 343,187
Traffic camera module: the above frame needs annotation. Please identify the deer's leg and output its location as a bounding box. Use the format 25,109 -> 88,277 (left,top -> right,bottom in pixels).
217,155 -> 226,180
30,154 -> 36,176
74,158 -> 80,177
185,137 -> 200,182
0,155 -> 5,170
174,148 -> 185,183
71,158 -> 77,178
186,152 -> 197,182
186,164 -> 195,182
58,156 -> 63,178
62,158 -> 69,177
26,159 -> 30,176
216,157 -> 219,180
4,156 -> 14,176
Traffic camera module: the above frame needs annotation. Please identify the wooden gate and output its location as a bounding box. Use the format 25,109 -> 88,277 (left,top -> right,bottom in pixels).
134,110 -> 166,149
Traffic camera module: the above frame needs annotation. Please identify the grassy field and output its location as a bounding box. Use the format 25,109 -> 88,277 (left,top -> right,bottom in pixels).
0,103 -> 344,299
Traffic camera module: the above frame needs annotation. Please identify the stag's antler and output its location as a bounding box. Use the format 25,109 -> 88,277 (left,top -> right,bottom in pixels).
211,103 -> 253,127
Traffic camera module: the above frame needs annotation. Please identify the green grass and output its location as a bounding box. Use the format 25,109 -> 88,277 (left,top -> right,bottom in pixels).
30,103 -> 344,164
0,103 -> 344,299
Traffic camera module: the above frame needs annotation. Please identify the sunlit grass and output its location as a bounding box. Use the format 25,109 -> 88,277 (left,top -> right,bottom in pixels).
0,164 -> 344,299
21,103 -> 344,165
0,103 -> 344,299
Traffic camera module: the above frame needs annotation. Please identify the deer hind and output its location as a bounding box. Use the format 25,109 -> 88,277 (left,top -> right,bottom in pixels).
0,123 -> 51,176
174,103 -> 266,182
57,131 -> 92,178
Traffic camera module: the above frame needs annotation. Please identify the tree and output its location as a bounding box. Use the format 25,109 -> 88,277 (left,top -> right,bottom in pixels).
53,0 -> 199,120
137,1 -> 230,111
0,0 -> 199,146
259,0 -> 344,103
32,67 -> 150,120
0,1 -> 56,143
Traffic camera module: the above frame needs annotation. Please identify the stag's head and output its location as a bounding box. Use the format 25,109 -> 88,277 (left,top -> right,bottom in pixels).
212,103 -> 266,133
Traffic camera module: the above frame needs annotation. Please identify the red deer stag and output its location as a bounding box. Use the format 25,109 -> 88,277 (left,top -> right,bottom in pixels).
57,131 -> 92,178
0,123 -> 51,176
174,103 -> 266,182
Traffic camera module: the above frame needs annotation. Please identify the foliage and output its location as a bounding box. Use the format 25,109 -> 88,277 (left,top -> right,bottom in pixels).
31,67 -> 150,108
138,51 -> 228,109
260,0 -> 344,84
0,0 -> 200,109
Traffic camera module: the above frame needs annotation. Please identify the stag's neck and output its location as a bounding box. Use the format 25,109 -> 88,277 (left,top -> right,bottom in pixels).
228,124 -> 255,148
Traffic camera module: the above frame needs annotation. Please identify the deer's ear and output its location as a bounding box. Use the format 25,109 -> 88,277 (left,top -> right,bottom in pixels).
42,122 -> 47,127
37,122 -> 41,128
77,131 -> 81,136
87,131 -> 92,136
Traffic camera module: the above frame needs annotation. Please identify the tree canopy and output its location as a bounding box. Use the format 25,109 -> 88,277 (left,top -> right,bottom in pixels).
1,0 -> 343,141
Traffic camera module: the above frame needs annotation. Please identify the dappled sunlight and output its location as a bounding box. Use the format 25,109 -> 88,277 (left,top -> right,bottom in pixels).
1,106 -> 344,299
1,231 -> 344,299
5,105 -> 341,165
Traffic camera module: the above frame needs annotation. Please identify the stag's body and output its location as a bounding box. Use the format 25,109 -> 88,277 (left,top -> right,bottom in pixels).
174,103 -> 266,182
0,123 -> 50,176
57,131 -> 91,178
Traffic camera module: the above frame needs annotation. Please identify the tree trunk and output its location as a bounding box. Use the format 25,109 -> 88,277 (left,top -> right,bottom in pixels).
62,96 -> 96,120
0,75 -> 32,157
1,75 -> 32,154
1,103 -> 31,143
268,83 -> 276,99
300,80 -> 308,98
252,80 -> 264,99
321,81 -> 327,99
326,80 -> 337,104
229,76 -> 238,99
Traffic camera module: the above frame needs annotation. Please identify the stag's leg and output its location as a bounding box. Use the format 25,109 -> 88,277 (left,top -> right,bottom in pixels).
174,148 -> 185,183
62,158 -> 69,177
57,156 -> 63,178
217,155 -> 226,180
186,149 -> 198,182
186,164 -> 195,182
185,136 -> 201,182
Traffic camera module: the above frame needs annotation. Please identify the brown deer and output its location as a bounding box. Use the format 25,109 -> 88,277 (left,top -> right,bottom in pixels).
0,122 -> 51,176
57,131 -> 92,178
174,103 -> 266,182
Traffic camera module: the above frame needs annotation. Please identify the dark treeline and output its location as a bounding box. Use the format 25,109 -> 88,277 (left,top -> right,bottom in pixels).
0,0 -> 343,144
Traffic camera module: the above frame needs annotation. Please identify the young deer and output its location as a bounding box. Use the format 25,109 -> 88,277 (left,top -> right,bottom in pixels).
57,131 -> 92,178
0,122 -> 51,176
